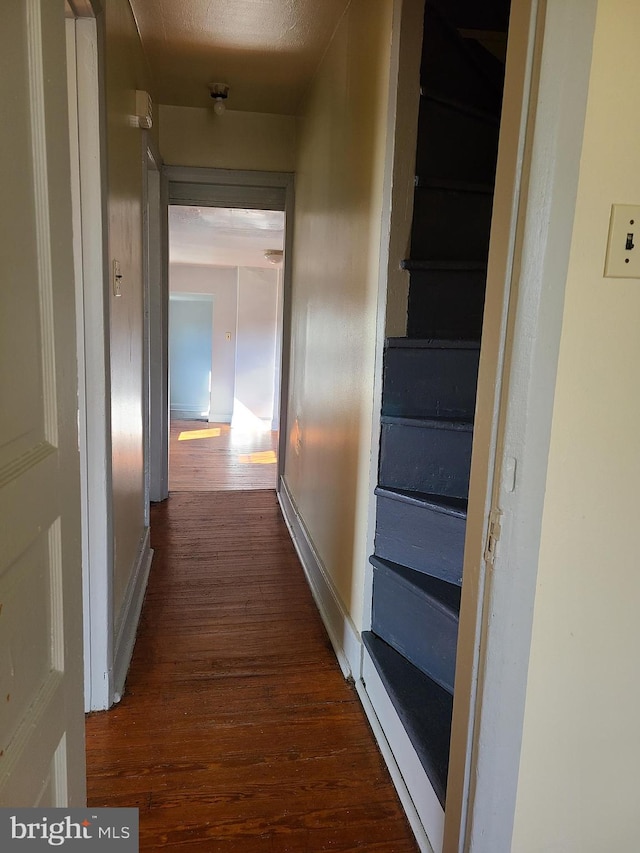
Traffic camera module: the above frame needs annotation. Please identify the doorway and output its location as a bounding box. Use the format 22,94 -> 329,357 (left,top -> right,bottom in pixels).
148,166 -> 294,501
167,204 -> 285,491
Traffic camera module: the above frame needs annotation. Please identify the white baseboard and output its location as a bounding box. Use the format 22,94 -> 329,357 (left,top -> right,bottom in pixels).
170,405 -> 206,419
208,412 -> 232,423
112,528 -> 153,704
277,476 -> 361,680
361,647 -> 444,853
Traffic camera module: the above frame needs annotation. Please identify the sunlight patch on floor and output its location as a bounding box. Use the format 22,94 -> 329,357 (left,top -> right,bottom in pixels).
238,450 -> 277,465
178,427 -> 222,441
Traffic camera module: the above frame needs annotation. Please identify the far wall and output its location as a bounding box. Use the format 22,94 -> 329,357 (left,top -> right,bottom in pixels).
160,105 -> 296,172
170,263 -> 280,426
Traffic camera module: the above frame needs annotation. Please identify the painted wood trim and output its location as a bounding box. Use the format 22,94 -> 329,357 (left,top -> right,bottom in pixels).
169,405 -> 207,418
277,477 -> 361,680
360,650 -> 442,853
443,0 -> 544,844
67,14 -> 114,713
448,2 -> 600,850
67,0 -> 97,16
112,529 -> 153,703
207,412 -> 232,424
152,169 -> 170,502
164,165 -> 294,189
163,166 -> 294,492
277,179 -> 295,488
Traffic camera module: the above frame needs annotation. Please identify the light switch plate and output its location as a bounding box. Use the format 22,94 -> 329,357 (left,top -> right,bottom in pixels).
113,259 -> 122,296
604,204 -> 640,278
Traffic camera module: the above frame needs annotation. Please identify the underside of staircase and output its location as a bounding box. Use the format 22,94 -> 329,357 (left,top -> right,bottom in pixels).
363,0 -> 510,835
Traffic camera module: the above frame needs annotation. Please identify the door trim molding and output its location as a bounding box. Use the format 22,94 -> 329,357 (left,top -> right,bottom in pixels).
449,1 -> 599,849
160,166 -> 295,490
66,10 -> 114,712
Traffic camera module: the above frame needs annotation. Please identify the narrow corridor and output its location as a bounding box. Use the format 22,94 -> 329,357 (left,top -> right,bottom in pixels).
85,489 -> 419,851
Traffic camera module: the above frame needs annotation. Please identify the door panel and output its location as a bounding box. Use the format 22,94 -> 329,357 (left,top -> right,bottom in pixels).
0,0 -> 85,806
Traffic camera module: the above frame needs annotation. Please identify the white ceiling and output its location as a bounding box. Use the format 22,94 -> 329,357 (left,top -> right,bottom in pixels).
169,206 -> 285,269
128,0 -> 351,114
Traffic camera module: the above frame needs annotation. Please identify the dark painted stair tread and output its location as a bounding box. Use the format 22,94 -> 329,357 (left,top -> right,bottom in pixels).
380,415 -> 472,431
375,486 -> 467,517
402,259 -> 487,272
379,416 -> 473,499
420,89 -> 500,126
370,554 -> 461,612
415,177 -> 494,195
362,631 -> 452,807
386,337 -> 480,350
374,488 -> 467,585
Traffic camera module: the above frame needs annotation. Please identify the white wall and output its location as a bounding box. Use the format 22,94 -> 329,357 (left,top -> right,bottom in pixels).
170,265 -> 238,422
284,0 -> 393,630
511,1 -> 640,849
234,268 -> 279,424
160,105 -> 296,172
170,264 -> 280,425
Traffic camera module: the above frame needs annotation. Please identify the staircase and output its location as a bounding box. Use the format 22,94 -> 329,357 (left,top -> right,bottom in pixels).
363,0 -> 509,813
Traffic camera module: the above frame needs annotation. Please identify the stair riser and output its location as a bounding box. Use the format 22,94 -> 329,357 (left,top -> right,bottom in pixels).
375,495 -> 465,585
383,345 -> 479,419
411,187 -> 494,263
372,566 -> 458,693
379,422 -> 472,498
407,268 -> 486,340
416,99 -> 499,185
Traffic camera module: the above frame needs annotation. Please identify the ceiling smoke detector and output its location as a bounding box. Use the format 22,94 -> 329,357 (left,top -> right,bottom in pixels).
209,82 -> 230,115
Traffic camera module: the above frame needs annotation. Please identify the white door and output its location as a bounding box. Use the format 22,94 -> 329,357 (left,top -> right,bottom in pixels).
0,0 -> 86,806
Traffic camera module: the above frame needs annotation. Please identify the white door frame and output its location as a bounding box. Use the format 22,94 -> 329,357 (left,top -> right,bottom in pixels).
66,3 -> 114,712
142,138 -> 161,512
148,154 -> 167,503
445,1 -> 599,850
156,166 -> 295,491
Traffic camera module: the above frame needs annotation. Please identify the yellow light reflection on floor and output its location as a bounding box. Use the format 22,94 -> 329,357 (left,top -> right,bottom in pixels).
178,428 -> 222,441
238,451 -> 277,465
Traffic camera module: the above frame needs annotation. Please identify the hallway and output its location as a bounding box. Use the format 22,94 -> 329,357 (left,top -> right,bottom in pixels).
85,489 -> 418,851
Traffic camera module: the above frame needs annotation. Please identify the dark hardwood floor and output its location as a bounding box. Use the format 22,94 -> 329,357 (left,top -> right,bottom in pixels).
169,419 -> 278,491
85,490 -> 418,851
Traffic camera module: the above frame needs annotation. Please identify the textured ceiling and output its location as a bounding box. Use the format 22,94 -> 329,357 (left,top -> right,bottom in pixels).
128,0 -> 351,114
169,206 -> 285,268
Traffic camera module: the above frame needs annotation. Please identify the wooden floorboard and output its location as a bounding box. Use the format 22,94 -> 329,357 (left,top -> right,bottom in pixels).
86,490 -> 419,852
169,420 -> 278,491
